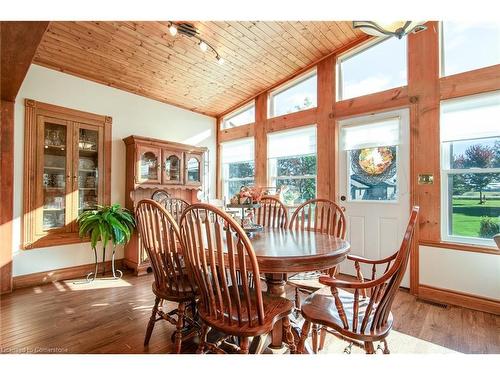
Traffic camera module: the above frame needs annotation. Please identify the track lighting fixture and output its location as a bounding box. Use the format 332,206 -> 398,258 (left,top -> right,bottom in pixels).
167,21 -> 224,64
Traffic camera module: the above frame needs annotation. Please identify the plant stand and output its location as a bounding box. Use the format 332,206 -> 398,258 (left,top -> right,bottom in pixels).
83,246 -> 123,283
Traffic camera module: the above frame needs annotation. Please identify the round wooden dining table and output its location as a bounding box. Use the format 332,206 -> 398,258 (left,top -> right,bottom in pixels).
246,227 -> 351,350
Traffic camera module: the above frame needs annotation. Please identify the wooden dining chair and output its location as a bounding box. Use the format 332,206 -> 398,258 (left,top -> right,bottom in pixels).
254,196 -> 289,229
151,190 -> 190,223
179,203 -> 296,354
287,199 -> 347,305
135,199 -> 198,354
296,207 -> 419,354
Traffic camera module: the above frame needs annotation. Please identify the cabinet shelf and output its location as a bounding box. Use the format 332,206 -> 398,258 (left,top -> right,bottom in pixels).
44,166 -> 65,171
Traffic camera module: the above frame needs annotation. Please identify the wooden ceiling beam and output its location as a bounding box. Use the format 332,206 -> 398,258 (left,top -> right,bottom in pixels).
1,21 -> 49,101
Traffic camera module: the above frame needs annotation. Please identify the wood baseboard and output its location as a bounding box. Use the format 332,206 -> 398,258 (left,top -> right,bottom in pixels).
12,259 -> 125,290
418,284 -> 500,315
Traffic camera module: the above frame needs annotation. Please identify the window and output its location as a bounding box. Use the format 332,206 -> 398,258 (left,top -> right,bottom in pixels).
268,126 -> 317,205
221,138 -> 255,199
221,102 -> 255,130
269,70 -> 317,118
337,37 -> 407,101
441,21 -> 500,77
342,117 -> 400,201
441,91 -> 500,246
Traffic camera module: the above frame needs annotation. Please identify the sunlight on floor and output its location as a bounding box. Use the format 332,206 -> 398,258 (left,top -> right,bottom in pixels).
318,329 -> 457,354
62,278 -> 132,291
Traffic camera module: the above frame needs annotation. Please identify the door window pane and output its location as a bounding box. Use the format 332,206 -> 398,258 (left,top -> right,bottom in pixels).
441,21 -> 500,76
348,146 -> 398,201
338,37 -> 407,100
270,71 -> 317,117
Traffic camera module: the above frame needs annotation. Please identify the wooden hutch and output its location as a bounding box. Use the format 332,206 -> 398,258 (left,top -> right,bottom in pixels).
123,135 -> 207,275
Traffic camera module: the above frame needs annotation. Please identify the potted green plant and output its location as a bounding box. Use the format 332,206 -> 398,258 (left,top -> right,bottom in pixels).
77,203 -> 135,282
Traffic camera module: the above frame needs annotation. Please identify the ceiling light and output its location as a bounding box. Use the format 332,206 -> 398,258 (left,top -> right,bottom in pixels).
199,41 -> 208,52
167,21 -> 224,65
353,21 -> 427,39
168,24 -> 178,36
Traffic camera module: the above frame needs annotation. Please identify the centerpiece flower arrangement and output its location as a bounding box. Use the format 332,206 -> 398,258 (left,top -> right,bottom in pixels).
229,186 -> 263,205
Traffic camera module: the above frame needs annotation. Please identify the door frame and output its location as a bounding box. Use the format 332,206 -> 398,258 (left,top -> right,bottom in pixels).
335,107 -> 412,285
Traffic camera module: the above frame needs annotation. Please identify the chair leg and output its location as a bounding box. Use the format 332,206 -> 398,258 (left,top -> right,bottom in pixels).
311,324 -> 319,353
174,302 -> 185,354
296,320 -> 311,354
239,337 -> 249,354
144,296 -> 160,346
294,288 -> 301,309
318,327 -> 327,351
381,339 -> 390,354
197,323 -> 209,354
282,316 -> 296,353
364,342 -> 375,354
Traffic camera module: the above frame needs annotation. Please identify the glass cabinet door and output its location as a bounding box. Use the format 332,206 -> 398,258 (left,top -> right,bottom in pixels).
74,123 -> 103,224
37,116 -> 72,234
162,151 -> 183,184
185,153 -> 202,186
136,145 -> 161,184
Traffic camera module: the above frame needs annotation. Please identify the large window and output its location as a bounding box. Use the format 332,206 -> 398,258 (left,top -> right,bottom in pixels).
441,21 -> 500,77
221,102 -> 255,130
221,138 -> 255,199
337,36 -> 407,101
269,70 -> 317,118
268,126 -> 317,206
441,91 -> 500,246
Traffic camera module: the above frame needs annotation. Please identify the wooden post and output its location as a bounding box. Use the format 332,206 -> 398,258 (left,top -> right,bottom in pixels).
316,55 -> 336,200
407,21 -> 440,294
254,93 -> 268,187
0,100 -> 14,294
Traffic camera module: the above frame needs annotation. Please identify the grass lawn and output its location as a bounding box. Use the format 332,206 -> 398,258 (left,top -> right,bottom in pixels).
452,198 -> 500,237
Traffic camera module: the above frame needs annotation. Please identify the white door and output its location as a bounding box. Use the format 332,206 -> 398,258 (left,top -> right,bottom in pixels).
338,108 -> 411,287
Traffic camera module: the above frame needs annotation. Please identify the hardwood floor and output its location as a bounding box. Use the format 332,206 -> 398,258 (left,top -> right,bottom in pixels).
1,272 -> 498,354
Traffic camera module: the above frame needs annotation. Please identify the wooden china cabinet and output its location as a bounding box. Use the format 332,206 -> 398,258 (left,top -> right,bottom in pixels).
123,135 -> 207,275
22,99 -> 111,249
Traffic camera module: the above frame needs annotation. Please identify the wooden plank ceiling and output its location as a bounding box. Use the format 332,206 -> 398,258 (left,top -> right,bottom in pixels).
34,21 -> 364,117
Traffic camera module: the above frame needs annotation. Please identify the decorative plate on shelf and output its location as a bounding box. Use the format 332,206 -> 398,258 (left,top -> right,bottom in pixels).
358,147 -> 394,175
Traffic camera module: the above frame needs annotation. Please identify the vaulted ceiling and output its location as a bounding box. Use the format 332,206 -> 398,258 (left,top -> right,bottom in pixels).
34,21 -> 365,117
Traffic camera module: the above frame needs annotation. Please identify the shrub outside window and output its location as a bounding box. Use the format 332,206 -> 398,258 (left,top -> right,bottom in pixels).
440,91 -> 500,246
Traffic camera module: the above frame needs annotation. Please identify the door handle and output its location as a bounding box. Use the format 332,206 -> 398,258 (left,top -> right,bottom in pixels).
340,195 -> 346,201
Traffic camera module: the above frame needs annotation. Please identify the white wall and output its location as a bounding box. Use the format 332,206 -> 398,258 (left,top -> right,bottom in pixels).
419,246 -> 500,300
12,65 -> 216,277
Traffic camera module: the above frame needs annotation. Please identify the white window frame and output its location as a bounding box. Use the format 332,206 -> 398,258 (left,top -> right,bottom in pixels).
221,101 -> 255,130
336,36 -> 407,101
440,94 -> 500,247
221,137 -> 255,200
267,125 -> 318,203
268,68 -> 317,118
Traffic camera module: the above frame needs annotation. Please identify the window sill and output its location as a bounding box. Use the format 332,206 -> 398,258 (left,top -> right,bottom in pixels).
419,240 -> 500,255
